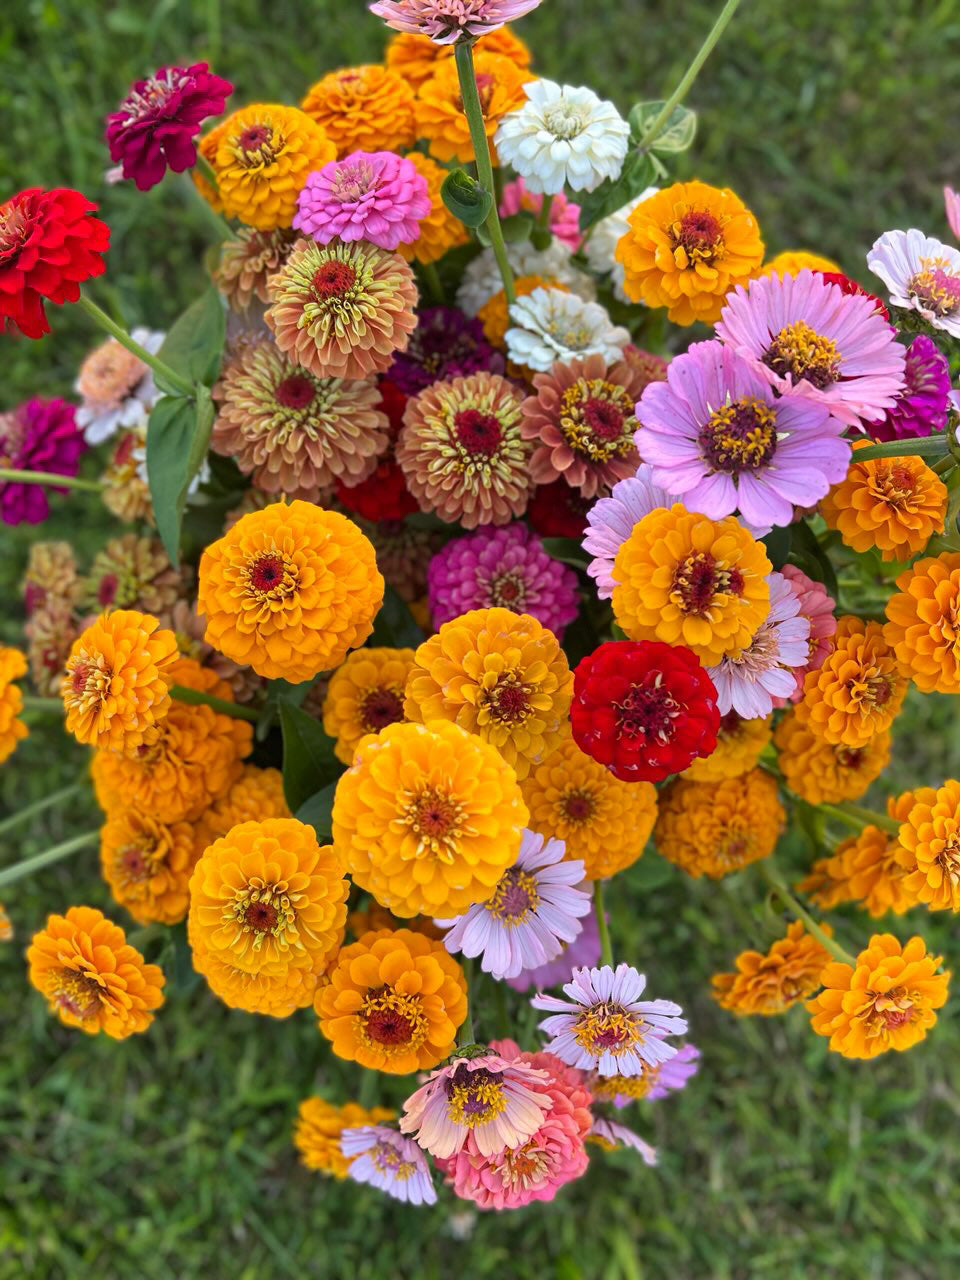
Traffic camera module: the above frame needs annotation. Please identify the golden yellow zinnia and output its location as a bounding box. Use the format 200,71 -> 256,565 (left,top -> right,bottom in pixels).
773,709 -> 891,805
100,808 -> 199,926
301,65 -> 416,156
681,710 -> 772,783
322,646 -> 415,765
415,52 -> 532,165
884,552 -> 960,694
760,250 -> 842,278
655,769 -> 784,879
795,616 -> 906,749
385,27 -> 532,90
896,779 -> 960,912
0,646 -> 29,765
294,1098 -> 396,1177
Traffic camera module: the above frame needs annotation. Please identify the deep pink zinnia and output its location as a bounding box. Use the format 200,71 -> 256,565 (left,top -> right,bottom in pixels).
294,151 -> 431,252
0,398 -> 86,526
867,335 -> 952,442
106,63 -> 233,192
500,179 -> 582,250
369,0 -> 542,44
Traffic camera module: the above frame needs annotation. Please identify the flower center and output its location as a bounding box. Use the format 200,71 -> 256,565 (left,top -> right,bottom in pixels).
488,866 -> 540,925
0,197 -> 30,256
313,260 -> 358,300
671,551 -> 744,614
908,259 -> 960,318
332,159 -> 377,203
238,124 -> 275,160
481,671 -> 533,724
672,210 -> 724,264
561,788 -> 596,824
489,570 -> 526,610
498,1140 -> 552,1191
53,971 -> 103,1022
614,679 -> 681,745
700,397 -> 778,474
856,672 -> 895,709
66,654 -> 113,713
592,1067 -> 658,1102
275,374 -> 317,410
764,321 -> 841,389
371,1140 -> 417,1180
228,881 -> 296,952
937,837 -> 960,887
835,745 -> 866,770
543,100 -> 589,140
401,786 -> 466,862
574,1001 -> 644,1056
247,551 -> 298,600
359,687 -> 405,732
868,987 -> 917,1035
117,843 -> 154,884
358,987 -> 427,1057
445,1064 -> 508,1127
117,68 -> 186,120
870,462 -> 923,510
559,380 -> 635,462
455,408 -> 503,457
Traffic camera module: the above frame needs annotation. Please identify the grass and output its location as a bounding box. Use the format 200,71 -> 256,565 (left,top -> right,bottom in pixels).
2,1 -> 960,1276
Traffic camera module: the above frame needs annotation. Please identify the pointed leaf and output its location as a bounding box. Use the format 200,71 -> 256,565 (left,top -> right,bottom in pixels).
368,586 -> 425,649
296,781 -> 338,842
578,152 -> 658,230
146,396 -> 195,567
629,100 -> 697,153
279,700 -> 342,813
157,285 -> 226,386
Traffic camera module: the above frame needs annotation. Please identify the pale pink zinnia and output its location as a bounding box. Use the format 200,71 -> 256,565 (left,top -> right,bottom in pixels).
590,1116 -> 658,1165
945,187 -> 960,241
500,178 -> 582,250
293,151 -> 431,252
369,0 -> 542,43
866,229 -> 960,340
581,466 -> 678,600
598,1041 -> 702,1106
774,564 -> 837,705
340,1127 -> 437,1205
400,1050 -> 553,1158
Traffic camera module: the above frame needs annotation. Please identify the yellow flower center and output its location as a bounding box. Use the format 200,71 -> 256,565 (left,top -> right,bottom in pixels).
763,321 -> 841,389
573,1001 -> 644,1056
498,1140 -> 552,1190
488,867 -> 540,926
592,1066 -> 658,1101
371,1140 -> 417,1181
700,397 -> 778,474
53,970 -> 103,1021
65,651 -> 113,715
558,379 -> 635,463
357,987 -> 428,1058
400,785 -> 467,862
936,836 -> 960,887
445,1065 -> 508,1127
233,122 -> 279,166
909,257 -> 960,317
868,463 -> 923,511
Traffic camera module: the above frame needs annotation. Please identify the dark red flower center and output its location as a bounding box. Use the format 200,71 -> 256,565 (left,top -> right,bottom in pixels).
239,124 -> 272,153
0,199 -> 30,256
491,571 -> 525,610
563,789 -> 595,822
361,687 -> 405,732
675,210 -> 723,259
97,574 -> 119,607
71,663 -> 92,695
313,260 -> 358,300
121,847 -> 148,880
275,374 -> 317,410
455,409 -> 502,456
249,554 -> 286,593
882,1007 -> 914,1030
244,901 -> 278,932
673,552 -> 744,614
364,1002 -> 414,1046
615,681 -> 680,744
582,397 -> 625,441
490,680 -> 530,722
836,746 -> 865,770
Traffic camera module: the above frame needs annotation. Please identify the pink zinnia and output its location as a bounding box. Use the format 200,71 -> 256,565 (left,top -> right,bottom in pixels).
590,1116 -> 657,1165
0,398 -> 87,526
340,1127 -> 436,1205
581,467 -> 677,600
773,565 -> 837,705
500,178 -> 582,250
716,270 -> 906,430
867,334 -> 952,443
369,0 -> 542,44
946,187 -> 960,241
106,63 -> 233,192
293,151 -> 431,252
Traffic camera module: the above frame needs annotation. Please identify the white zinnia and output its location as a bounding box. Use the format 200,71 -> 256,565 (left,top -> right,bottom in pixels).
505,287 -> 630,371
867,229 -> 960,338
456,238 -> 595,315
496,80 -> 630,196
585,188 -> 659,302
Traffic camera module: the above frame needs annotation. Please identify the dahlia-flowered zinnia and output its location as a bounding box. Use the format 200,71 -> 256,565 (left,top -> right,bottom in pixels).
27,907 -> 165,1039
896,779 -> 960,912
884,552 -> 960,694
396,152 -> 471,266
189,916 -> 325,1018
711,920 -> 832,1016
101,427 -> 152,523
635,339 -> 849,534
0,647 -> 28,765
415,51 -> 532,164
0,398 -> 87,526
341,1127 -> 437,1205
26,599 -> 76,697
213,227 -> 297,311
500,178 -> 581,249
385,26 -> 532,87
427,524 -> 579,637
808,934 -> 949,1060
582,468 -> 677,600
774,709 -> 892,806
23,539 -> 77,614
388,307 -> 501,395
301,65 -> 416,157
75,330 -> 164,445
293,151 -> 431,252
867,229 -> 960,338
82,533 -> 183,615
506,288 -> 630,373
795,617 -> 906,749
716,270 -> 906,430
571,640 -> 720,783
100,809 -> 198,927
495,80 -> 629,194
196,765 -> 292,847
477,273 -> 569,351
370,0 -> 542,42
615,181 -> 764,326
655,769 -> 785,879
775,564 -> 837,704
435,830 -> 591,980
868,335 -> 951,442
589,1042 -> 701,1106
321,646 -> 415,764
681,709 -> 771,783
295,1098 -> 396,1178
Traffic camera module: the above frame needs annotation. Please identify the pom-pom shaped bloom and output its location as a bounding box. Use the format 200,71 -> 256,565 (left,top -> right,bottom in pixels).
341,1126 -> 437,1204
204,104 -> 335,231
75,330 -> 163,445
885,552 -> 960,693
615,181 -> 764,326
197,765 -> 292,846
521,354 -> 644,498
760,250 -> 841,278
389,307 -> 500,395
582,468 -> 677,601
528,479 -> 592,538
0,648 -> 28,765
295,1099 -> 395,1177
405,607 -> 573,779
213,227 -> 297,311
198,499 -> 383,683
682,709 -> 770,783
809,934 -> 949,1060
188,917 -> 326,1018
333,720 -> 527,917
506,288 -> 629,373
106,62 -> 233,191
897,780 -> 960,912
398,372 -> 532,527
867,229 -> 960,337
396,152 -> 470,265
868,335 -> 952,442
636,339 -> 849,534
428,524 -> 579,637
415,52 -> 531,164
62,609 -> 177,753
212,339 -> 389,498
589,1042 -> 701,1106
655,769 -> 785,879
821,441 -> 946,562
27,907 -> 164,1039
775,564 -> 837,703
495,80 -> 629,195
266,237 -> 418,382
533,965 -> 687,1076
795,617 -> 906,748
571,640 -> 720,783
371,0 -> 541,42
435,830 -> 591,980
716,270 -> 906,430
301,66 -> 415,157
322,646 -> 415,764
612,503 -> 772,666
317,927 -> 467,1072
100,809 -> 198,926
294,151 -> 430,252
0,187 -> 109,339
0,398 -> 87,526
500,178 -> 581,248
774,710 -> 891,806
712,921 -> 832,1016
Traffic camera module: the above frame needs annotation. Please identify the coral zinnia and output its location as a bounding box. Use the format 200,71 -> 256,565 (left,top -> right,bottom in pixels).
301,66 -> 415,157
294,151 -> 430,252
295,1098 -> 396,1178
773,709 -> 891,806
615,181 -> 764,326
198,499 -> 383,683
266,237 -> 418,382
62,609 -> 178,754
795,617 -> 906,749
322,646 -> 415,764
655,769 -> 785,879
808,934 -> 949,1059
868,335 -> 952,443
396,153 -> 471,266
896,780 -> 960,912
712,920 -> 832,1016
317,927 -> 467,1072
0,647 -> 28,765
332,720 -> 527,917
415,51 -> 532,164
404,607 -> 573,780
0,188 -> 109,338
681,709 -> 771,783
570,640 -> 720,783
371,0 -> 542,42
27,907 -> 164,1038
100,809 -> 198,926
213,227 -> 297,311
0,398 -> 87,526
885,552 -> 960,693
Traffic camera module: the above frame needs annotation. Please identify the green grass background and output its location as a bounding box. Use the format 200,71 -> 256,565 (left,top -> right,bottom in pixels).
2,1 -> 960,1276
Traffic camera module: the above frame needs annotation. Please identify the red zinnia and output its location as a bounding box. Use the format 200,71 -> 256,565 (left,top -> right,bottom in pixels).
527,479 -> 591,539
336,381 -> 418,522
571,640 -> 721,783
0,189 -> 110,339
818,271 -> 890,323
106,63 -> 234,192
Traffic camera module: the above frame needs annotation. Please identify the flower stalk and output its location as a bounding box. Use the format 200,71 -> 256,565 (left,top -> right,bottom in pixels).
595,879 -> 614,967
0,469 -> 101,494
171,684 -> 260,724
759,861 -> 856,966
458,955 -> 476,1047
0,830 -> 98,890
77,293 -> 195,397
0,782 -> 84,837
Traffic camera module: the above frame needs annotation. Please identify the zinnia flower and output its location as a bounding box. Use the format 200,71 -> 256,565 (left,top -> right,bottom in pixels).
370,0 -> 542,42
100,809 -> 198,926
588,1117 -> 658,1164
582,468 -> 677,600
711,920 -> 832,1016
809,934 -> 949,1059
584,190 -> 658,303
528,479 -> 592,538
761,250 -> 841,278
0,188 -> 109,338
301,66 -> 416,157
774,709 -> 892,806
946,186 -> 960,239
82,533 -> 183,616
506,288 -> 630,373
27,906 -> 165,1038
213,228 -> 297,311
435,830 -> 591,980
295,1099 -> 395,1178
386,26 -> 532,87
775,564 -> 837,704
197,765 -> 292,847
0,904 -> 11,943
101,427 -> 151,523
589,1042 -> 701,1105
0,647 -> 28,765
867,229 -> 960,337
293,151 -> 431,252
0,398 -> 87,526
500,178 -> 581,248
75,330 -> 164,445
636,339 -> 849,534
867,335 -> 951,442
388,306 -> 501,394
506,902 -> 601,993
655,769 -> 785,879
396,152 -> 471,265
106,62 -> 233,191
198,499 -> 384,683
495,80 -> 629,195
360,517 -> 442,602
189,919 -> 325,1018
615,181 -> 764,326
321,646 -> 415,764
341,1127 -> 437,1205
885,552 -> 960,693
795,617 -> 906,748
681,709 -> 771,783
896,779 -> 960,912
716,270 -> 906,430
415,52 -> 531,164
457,238 -> 595,316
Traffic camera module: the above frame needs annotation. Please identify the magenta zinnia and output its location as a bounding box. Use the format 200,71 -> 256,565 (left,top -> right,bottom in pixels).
0,399 -> 87,526
867,335 -> 952,442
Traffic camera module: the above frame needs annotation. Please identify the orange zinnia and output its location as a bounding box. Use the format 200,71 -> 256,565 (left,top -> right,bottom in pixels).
795,616 -> 906,748
821,442 -> 946,562
712,920 -> 832,1015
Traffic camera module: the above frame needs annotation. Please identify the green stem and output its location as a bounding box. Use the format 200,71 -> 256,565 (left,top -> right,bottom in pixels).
595,880 -> 614,967
171,685 -> 260,724
454,41 -> 515,304
0,782 -> 83,837
537,193 -> 554,232
76,294 -> 195,398
853,436 -> 948,463
194,151 -> 220,194
821,802 -> 900,835
0,469 -> 101,494
420,260 -> 445,305
637,0 -> 744,149
20,695 -> 63,712
0,830 -> 98,890
458,956 -> 475,1047
759,861 -> 856,966
933,456 -> 954,477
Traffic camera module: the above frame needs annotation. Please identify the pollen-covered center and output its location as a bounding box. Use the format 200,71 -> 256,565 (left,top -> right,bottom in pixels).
237,123 -> 276,162
371,1140 -> 417,1179
488,866 -> 540,925
672,551 -> 745,614
869,463 -> 924,510
867,986 -> 918,1035
559,379 -> 635,462
455,408 -> 503,458
909,258 -> 960,318
700,397 -> 778,474
66,653 -> 113,712
358,986 -> 427,1056
498,1139 -> 553,1190
228,880 -> 296,952
615,678 -> 681,744
53,970 -> 103,1022
489,570 -> 527,611
0,200 -> 29,255
573,1001 -> 645,1056
402,785 -> 466,861
480,671 -> 533,725
672,209 -> 725,265
764,320 -> 841,389
445,1063 -> 508,1126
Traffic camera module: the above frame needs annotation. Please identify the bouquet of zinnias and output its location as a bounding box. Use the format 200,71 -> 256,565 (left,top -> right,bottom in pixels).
2,0 -> 960,1212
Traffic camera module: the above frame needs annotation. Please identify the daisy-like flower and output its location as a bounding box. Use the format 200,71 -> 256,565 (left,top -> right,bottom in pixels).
213,228 -> 297,312
712,920 -> 832,1016
868,335 -> 952,442
496,80 -> 629,195
584,190 -> 658,303
295,1099 -> 396,1178
341,1127 -> 436,1205
370,0 -> 542,42
588,1117 -> 657,1165
946,186 -> 960,240
774,710 -> 891,806
506,288 -> 630,373
415,50 -> 532,165
774,565 -> 837,704
300,65 -> 416,157
457,238 -> 595,316
75,330 -> 164,445
867,229 -> 960,337
589,1042 -> 701,1106
293,151 -> 431,252
533,964 -> 687,1077
716,270 -> 906,430
435,830 -> 592,980
582,468 -> 677,600
507,903 -> 601,993
0,648 -> 29,766
500,178 -> 581,249
885,552 -> 960,694
636,339 -> 850,535
655,769 -> 785,879
707,572 -> 811,718
0,398 -> 87,526
388,306 -> 501,395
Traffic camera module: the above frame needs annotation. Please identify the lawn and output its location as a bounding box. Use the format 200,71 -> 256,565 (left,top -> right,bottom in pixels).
2,1 -> 959,1277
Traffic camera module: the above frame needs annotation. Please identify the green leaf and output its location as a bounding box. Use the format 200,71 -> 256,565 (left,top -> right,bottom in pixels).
629,100 -> 697,153
441,169 -> 493,228
852,436 -> 948,462
761,524 -> 792,571
789,520 -> 839,600
169,922 -> 202,996
296,781 -> 338,842
541,536 -> 589,569
368,586 -> 425,649
578,151 -> 657,230
156,285 -> 226,388
146,396 -> 198,567
278,700 -> 342,813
